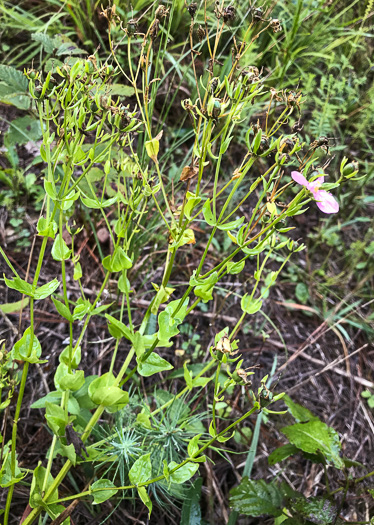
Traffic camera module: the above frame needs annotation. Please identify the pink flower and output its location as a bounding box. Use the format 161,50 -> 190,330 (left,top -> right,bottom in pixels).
291,171 -> 339,214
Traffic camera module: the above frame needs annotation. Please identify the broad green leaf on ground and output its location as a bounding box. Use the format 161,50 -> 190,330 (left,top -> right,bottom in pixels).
268,444 -> 299,465
292,496 -> 338,525
0,65 -> 29,109
230,478 -> 289,517
281,420 -> 344,469
5,116 -> 42,146
283,395 -> 318,423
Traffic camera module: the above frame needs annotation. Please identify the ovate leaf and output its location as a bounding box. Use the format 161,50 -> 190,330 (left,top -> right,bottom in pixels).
281,420 -> 344,469
129,453 -> 152,485
91,479 -> 118,504
230,478 -> 291,517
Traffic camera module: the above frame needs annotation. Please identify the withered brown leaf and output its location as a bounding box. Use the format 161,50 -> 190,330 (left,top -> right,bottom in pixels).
180,165 -> 198,182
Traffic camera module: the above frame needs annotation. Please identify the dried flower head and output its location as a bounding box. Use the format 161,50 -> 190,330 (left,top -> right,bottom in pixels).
270,18 -> 282,33
223,5 -> 236,23
155,5 -> 169,18
187,2 -> 197,18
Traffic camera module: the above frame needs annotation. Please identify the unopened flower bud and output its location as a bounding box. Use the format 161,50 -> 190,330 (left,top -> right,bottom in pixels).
342,161 -> 359,177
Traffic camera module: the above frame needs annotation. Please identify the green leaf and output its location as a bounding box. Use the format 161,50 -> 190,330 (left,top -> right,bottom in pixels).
72,299 -> 91,321
0,66 -> 29,109
73,261 -> 82,280
34,279 -> 60,300
295,283 -> 309,304
59,442 -> 77,466
102,247 -> 132,272
45,401 -> 68,436
12,327 -> 43,364
30,464 -> 59,508
105,314 -> 134,342
137,353 -> 173,377
184,192 -> 201,220
137,486 -> 152,518
283,395 -> 318,423
268,444 -> 299,465
292,496 -> 337,524
59,370 -> 85,391
145,133 -> 161,162
187,434 -> 202,457
241,294 -> 262,314
37,217 -> 58,238
169,461 -> 199,484
227,260 -> 245,275
157,310 -> 180,342
4,275 -> 34,297
0,443 -> 24,488
52,297 -> 73,322
51,234 -> 71,261
80,195 -> 118,209
229,478 -> 286,517
281,420 -> 344,469
108,84 -> 135,97
202,199 -> 216,226
217,216 -> 244,231
0,298 -> 29,314
88,372 -> 129,410
91,479 -> 118,504
129,453 -> 152,485
31,391 -> 62,409
31,33 -> 57,53
181,477 -> 203,525
5,116 -> 42,147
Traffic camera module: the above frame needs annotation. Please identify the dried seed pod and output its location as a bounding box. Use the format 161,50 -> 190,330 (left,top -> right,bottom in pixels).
233,368 -> 252,386
207,97 -> 222,118
126,18 -> 138,35
252,7 -> 263,21
209,77 -> 219,94
257,135 -> 270,154
155,5 -> 169,18
280,137 -> 294,154
187,2 -> 197,18
150,19 -> 160,40
270,18 -> 282,33
197,24 -> 205,42
292,120 -> 304,133
223,5 -> 236,23
216,335 -> 232,355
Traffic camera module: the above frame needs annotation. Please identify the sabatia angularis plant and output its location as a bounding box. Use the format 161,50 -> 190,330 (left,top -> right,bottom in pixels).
0,2 -> 361,524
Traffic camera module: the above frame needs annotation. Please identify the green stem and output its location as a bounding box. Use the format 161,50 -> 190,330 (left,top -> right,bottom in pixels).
3,361 -> 30,525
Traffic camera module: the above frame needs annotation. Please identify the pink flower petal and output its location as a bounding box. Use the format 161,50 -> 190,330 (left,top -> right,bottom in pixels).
314,190 -> 339,214
291,171 -> 308,187
308,176 -> 324,193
